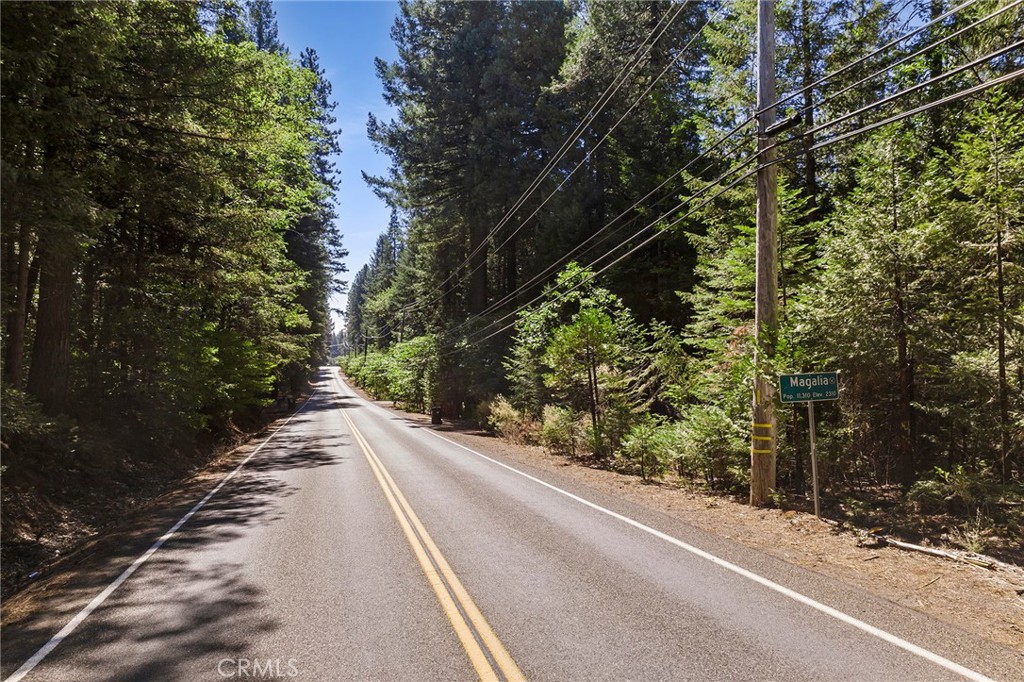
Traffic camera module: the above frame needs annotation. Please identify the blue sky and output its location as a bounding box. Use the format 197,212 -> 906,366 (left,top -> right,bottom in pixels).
274,0 -> 399,321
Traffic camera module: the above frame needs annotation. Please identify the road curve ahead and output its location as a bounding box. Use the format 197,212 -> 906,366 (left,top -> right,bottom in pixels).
2,367 -> 1021,681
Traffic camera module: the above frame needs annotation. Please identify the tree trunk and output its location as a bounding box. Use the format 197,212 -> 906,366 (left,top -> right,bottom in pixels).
894,271 -> 916,488
587,350 -> 598,433
78,255 -> 98,354
26,240 -> 75,414
800,0 -> 818,214
888,144 -> 915,488
995,227 -> 1009,480
992,146 -> 1010,481
3,224 -> 34,388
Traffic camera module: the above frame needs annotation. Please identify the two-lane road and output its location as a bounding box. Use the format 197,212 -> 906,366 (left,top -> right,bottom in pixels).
2,368 -> 1020,681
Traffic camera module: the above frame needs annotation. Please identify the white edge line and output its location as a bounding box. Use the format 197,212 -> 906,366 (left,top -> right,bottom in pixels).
416,423 -> 994,682
4,390 -> 319,682
333,370 -> 995,682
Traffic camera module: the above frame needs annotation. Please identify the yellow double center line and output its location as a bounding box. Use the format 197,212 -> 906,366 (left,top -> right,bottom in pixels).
336,400 -> 525,682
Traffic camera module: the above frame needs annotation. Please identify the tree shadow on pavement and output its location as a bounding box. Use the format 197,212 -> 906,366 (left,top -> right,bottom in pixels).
0,418 -> 351,681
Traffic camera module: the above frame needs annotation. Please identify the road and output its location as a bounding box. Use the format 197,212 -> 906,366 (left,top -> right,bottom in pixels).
2,367 -> 1020,681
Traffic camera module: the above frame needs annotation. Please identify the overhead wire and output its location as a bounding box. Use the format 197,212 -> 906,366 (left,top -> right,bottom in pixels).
761,0 -> 981,116
375,0 -> 1021,355
398,1 -> 729,319
432,0 -> 1007,330
806,66 -> 1023,150
801,38 -> 1023,138
442,116 -> 757,337
802,0 -> 1022,120
443,149 -> 763,353
441,61 -> 1024,355
453,2 -> 1021,337
438,158 -> 761,356
486,2 -> 727,261
462,1 -> 690,260
394,0 -> 694,316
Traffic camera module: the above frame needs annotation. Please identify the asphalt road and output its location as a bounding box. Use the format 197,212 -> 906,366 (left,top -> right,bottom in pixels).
2,367 -> 1021,681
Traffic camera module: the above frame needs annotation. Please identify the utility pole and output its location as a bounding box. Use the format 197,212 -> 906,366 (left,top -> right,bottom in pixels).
751,0 -> 778,507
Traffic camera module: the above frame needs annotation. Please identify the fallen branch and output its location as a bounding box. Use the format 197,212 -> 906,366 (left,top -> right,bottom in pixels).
868,533 -> 1008,572
878,536 -> 958,560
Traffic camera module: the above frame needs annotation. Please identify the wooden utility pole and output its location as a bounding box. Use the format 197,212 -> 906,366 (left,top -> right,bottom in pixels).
751,0 -> 778,506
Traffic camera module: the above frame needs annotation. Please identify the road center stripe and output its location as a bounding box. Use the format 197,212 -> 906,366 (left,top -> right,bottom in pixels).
415,424 -> 995,682
334,386 -> 525,682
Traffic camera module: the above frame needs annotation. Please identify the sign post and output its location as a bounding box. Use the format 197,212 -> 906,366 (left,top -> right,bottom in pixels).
779,371 -> 838,518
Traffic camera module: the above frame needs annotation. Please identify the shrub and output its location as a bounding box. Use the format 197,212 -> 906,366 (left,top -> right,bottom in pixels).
539,405 -> 586,458
907,464 -> 1003,516
0,385 -> 77,479
487,396 -> 538,445
340,335 -> 439,411
673,405 -> 747,492
464,399 -> 493,430
618,415 -> 673,481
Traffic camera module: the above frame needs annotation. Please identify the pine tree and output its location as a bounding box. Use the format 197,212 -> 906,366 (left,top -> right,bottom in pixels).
247,0 -> 286,54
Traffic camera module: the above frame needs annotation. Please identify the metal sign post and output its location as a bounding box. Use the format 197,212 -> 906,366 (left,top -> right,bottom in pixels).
780,371 -> 838,518
808,401 -> 819,517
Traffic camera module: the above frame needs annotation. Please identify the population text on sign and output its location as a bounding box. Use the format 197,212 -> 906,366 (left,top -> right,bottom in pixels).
779,371 -> 839,403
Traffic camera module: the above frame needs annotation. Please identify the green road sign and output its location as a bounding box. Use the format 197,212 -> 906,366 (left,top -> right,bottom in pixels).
779,371 -> 838,403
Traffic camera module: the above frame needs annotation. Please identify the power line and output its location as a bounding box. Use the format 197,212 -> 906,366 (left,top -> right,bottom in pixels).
802,38 -> 1023,138
364,3 -> 1021,358
400,1 -> 727,319
762,0 -> 980,116
441,66 -> 1023,356
439,157 -> 760,356
395,1 -> 695,316
402,0 -> 998,325
460,1 -> 691,265
805,0 -> 1022,119
442,116 -> 756,337
807,66 -> 1023,150
487,2 -> 726,260
443,152 -> 762,353
446,37 -> 1023,345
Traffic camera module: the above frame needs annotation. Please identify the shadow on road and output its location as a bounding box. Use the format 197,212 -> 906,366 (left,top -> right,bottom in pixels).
0,394 -> 352,681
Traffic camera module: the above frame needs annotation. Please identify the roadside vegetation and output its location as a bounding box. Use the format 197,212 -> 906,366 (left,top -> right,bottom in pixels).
1,1 -> 344,592
341,0 -> 1023,559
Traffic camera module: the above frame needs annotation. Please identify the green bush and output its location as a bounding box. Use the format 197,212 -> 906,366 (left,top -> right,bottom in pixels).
0,385 -> 77,473
340,335 -> 438,411
464,399 -> 492,430
673,404 -> 748,491
907,465 -> 1003,516
539,405 -> 586,458
617,415 -> 672,481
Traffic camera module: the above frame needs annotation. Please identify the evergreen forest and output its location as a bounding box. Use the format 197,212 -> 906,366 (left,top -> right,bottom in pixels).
339,0 -> 1023,537
1,0 -> 344,580
1,0 -> 1022,581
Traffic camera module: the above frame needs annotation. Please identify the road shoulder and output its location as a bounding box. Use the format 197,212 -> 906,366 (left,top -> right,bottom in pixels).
351,386 -> 1024,654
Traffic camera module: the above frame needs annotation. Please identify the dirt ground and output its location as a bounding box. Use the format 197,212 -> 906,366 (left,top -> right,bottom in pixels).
373,399 -> 1024,653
